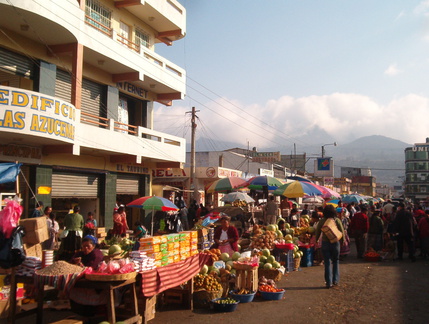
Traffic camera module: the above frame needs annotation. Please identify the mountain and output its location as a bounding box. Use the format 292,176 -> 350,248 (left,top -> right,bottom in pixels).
189,134 -> 410,187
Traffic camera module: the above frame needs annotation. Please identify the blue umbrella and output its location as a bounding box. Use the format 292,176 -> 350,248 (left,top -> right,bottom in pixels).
342,194 -> 366,204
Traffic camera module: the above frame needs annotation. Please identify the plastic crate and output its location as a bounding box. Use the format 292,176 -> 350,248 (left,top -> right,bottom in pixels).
299,247 -> 314,267
285,250 -> 294,272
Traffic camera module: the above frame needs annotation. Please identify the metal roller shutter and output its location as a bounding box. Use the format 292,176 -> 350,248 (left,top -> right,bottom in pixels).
52,172 -> 99,198
81,78 -> 104,118
0,48 -> 34,78
56,70 -> 104,121
55,69 -> 72,102
116,174 -> 139,195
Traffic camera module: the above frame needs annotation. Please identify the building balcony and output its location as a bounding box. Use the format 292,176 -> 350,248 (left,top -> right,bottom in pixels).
0,86 -> 185,165
0,0 -> 186,101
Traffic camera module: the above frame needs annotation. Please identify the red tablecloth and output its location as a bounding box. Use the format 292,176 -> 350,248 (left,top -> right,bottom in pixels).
140,253 -> 210,297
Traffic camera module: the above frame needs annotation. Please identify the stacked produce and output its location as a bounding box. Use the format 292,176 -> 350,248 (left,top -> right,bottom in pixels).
201,248 -> 222,261
250,225 -> 277,250
257,249 -> 281,270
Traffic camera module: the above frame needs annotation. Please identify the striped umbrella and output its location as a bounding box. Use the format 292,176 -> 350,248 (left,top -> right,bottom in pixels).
127,196 -> 178,235
274,181 -> 323,198
206,177 -> 247,193
245,175 -> 284,190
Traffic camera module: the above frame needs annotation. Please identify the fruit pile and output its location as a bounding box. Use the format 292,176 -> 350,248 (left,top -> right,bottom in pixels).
259,284 -> 283,293
201,249 -> 221,261
193,274 -> 222,291
250,227 -> 277,250
235,288 -> 253,295
213,297 -> 238,304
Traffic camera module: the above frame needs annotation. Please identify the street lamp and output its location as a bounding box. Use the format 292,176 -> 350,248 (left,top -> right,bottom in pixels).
321,142 -> 337,158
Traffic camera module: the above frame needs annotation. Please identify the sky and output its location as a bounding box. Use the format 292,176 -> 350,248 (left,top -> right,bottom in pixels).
154,0 -> 429,154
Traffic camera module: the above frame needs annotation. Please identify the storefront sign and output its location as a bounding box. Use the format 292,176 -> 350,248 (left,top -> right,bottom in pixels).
248,151 -> 281,163
259,168 -> 274,177
117,82 -> 148,99
116,164 -> 149,174
152,168 -> 187,177
412,145 -> 429,151
314,158 -> 334,177
0,86 -> 77,143
218,167 -> 242,178
0,144 -> 42,163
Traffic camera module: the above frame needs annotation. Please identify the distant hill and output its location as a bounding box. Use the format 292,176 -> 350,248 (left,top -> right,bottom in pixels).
189,134 -> 410,187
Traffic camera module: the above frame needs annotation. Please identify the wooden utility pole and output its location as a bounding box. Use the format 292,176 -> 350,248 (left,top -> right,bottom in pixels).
189,107 -> 199,202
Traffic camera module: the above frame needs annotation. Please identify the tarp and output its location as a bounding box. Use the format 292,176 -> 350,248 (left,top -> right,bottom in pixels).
0,163 -> 22,184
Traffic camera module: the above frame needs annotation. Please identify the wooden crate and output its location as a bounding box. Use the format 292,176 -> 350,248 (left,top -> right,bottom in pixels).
235,268 -> 258,292
137,294 -> 157,323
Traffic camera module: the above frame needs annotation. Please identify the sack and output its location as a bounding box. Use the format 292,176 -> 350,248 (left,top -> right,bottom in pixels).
322,218 -> 343,243
0,226 -> 26,269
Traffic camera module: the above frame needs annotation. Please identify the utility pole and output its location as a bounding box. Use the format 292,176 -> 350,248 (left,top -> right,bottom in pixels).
189,107 -> 199,203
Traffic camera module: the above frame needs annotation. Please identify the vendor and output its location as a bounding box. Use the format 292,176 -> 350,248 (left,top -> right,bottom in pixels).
212,215 -> 239,255
71,236 -> 104,270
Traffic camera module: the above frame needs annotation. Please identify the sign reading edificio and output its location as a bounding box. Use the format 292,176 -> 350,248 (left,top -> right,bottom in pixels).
0,86 -> 78,143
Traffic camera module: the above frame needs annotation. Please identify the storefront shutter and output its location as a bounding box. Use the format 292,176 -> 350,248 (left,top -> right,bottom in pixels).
81,78 -> 104,119
116,174 -> 139,195
0,48 -> 34,78
55,69 -> 72,102
52,172 -> 99,198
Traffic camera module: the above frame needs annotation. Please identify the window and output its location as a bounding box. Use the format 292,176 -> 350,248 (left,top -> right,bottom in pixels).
135,28 -> 150,49
85,0 -> 112,36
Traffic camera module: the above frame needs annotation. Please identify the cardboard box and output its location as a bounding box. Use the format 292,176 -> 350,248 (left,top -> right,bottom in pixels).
23,227 -> 49,245
23,243 -> 43,258
19,217 -> 46,231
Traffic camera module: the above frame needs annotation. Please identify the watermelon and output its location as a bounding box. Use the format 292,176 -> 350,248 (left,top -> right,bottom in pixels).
267,255 -> 276,264
232,252 -> 241,261
200,265 -> 208,274
263,263 -> 273,270
220,253 -> 231,262
262,249 -> 271,257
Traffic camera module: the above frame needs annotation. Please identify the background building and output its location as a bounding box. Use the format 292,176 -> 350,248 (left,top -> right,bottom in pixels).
0,0 -> 187,228
404,138 -> 429,202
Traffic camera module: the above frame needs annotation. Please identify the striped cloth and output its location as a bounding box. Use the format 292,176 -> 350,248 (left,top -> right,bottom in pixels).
34,270 -> 86,296
140,253 -> 210,297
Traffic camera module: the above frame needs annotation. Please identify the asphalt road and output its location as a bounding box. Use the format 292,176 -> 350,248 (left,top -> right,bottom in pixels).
7,240 -> 429,324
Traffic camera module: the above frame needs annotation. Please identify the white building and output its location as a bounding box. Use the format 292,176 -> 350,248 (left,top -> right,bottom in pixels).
0,0 -> 187,228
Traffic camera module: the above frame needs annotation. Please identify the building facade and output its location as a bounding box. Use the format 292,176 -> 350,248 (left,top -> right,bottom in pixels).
0,0 -> 187,228
404,138 -> 429,202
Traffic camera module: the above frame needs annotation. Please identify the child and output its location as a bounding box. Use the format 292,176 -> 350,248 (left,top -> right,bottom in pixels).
84,212 -> 97,236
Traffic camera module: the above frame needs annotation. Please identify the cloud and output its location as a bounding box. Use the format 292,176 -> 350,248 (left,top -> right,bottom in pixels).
384,63 -> 401,76
414,0 -> 429,16
154,93 -> 429,149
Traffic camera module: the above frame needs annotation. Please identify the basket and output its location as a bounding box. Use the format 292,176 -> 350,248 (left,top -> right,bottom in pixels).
364,255 -> 381,262
233,262 -> 257,271
193,289 -> 223,308
293,257 -> 301,271
258,269 -> 283,282
229,290 -> 256,303
210,297 -> 239,312
85,271 -> 137,281
259,289 -> 285,301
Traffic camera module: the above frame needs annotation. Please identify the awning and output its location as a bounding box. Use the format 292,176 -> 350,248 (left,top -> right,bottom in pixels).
152,177 -> 188,184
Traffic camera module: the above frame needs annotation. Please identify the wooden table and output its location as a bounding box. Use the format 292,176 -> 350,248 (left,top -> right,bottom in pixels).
73,277 -> 141,324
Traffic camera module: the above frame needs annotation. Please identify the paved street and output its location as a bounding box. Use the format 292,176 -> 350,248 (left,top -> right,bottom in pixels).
8,240 -> 429,324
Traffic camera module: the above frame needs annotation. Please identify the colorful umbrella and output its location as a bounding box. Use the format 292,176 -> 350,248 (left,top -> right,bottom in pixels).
274,181 -> 323,198
201,211 -> 227,227
342,194 -> 366,204
309,183 -> 341,199
206,177 -> 247,193
127,196 -> 178,235
220,192 -> 255,203
245,176 -> 284,190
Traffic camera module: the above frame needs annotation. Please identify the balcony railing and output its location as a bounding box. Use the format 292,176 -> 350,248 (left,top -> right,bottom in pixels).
80,111 -> 181,148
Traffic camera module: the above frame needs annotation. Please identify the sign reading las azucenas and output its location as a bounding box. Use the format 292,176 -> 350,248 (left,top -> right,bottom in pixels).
0,86 -> 78,143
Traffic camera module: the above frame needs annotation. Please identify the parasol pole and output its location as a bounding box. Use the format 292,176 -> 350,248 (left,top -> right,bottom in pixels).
151,207 -> 154,236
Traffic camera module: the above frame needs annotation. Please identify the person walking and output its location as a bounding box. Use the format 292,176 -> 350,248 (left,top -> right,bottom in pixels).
315,205 -> 345,289
349,206 -> 369,258
393,203 -> 416,262
264,196 -> 278,225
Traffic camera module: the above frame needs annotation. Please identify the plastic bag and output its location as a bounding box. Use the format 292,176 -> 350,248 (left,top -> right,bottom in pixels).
0,196 -> 23,238
0,226 -> 26,269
